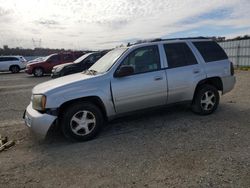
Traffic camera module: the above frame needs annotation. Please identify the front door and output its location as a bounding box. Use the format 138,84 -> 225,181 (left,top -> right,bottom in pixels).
111,45 -> 168,114
47,54 -> 61,72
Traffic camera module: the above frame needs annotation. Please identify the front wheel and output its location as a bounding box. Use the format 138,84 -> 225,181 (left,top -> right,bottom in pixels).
33,68 -> 44,77
191,85 -> 220,115
61,102 -> 103,141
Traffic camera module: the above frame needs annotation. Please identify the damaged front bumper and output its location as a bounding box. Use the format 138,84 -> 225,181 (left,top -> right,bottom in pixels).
23,103 -> 57,138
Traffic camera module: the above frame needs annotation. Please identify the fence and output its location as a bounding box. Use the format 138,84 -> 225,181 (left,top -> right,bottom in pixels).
219,39 -> 250,67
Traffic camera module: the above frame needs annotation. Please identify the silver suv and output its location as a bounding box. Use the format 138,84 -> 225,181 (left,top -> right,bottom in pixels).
0,56 -> 27,73
23,38 -> 236,141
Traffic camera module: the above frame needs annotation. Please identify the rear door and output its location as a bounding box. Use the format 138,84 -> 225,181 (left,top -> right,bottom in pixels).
111,45 -> 168,114
164,42 -> 206,103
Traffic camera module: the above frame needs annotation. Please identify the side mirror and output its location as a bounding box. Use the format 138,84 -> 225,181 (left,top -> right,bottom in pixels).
114,65 -> 134,77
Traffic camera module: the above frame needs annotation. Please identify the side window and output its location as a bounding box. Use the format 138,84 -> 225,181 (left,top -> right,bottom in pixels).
0,57 -> 18,62
122,45 -> 160,74
0,57 -> 6,62
193,41 -> 228,62
164,43 -> 198,69
49,55 -> 60,63
9,57 -> 19,61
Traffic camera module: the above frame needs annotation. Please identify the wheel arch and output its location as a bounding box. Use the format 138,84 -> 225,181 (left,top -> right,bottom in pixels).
32,66 -> 44,73
193,77 -> 223,99
9,64 -> 20,71
58,96 -> 107,121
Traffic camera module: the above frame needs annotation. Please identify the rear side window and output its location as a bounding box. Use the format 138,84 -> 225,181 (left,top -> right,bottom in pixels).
193,41 -> 228,62
0,57 -> 18,61
164,43 -> 198,68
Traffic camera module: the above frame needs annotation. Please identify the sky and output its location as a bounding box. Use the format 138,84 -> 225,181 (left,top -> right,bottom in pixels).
0,0 -> 250,50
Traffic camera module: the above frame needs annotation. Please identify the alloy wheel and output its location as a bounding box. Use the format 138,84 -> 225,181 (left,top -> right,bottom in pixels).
200,91 -> 216,111
70,110 -> 96,136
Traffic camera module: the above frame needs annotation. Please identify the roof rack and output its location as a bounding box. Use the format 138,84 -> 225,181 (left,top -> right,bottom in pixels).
150,37 -> 210,42
128,37 -> 210,46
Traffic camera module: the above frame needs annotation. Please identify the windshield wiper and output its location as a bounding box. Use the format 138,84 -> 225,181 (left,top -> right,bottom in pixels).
84,69 -> 98,75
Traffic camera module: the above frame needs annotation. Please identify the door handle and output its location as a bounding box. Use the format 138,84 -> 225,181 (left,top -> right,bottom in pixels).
154,76 -> 163,81
193,69 -> 200,74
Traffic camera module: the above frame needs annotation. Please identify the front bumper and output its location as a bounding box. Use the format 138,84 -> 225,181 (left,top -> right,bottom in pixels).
51,72 -> 60,78
51,69 -> 60,78
23,103 -> 57,137
25,68 -> 33,74
222,75 -> 236,94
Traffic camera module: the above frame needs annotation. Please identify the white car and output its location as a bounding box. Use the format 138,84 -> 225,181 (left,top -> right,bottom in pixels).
0,56 -> 27,73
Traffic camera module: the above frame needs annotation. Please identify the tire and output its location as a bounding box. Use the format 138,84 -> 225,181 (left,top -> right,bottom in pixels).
191,84 -> 220,115
61,102 -> 103,141
10,65 -> 20,73
33,67 -> 44,77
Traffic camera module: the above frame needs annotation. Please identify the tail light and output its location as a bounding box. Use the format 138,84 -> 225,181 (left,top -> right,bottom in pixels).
230,62 -> 234,75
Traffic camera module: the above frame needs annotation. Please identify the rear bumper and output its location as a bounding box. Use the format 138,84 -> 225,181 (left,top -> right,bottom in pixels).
23,103 -> 57,138
222,75 -> 236,94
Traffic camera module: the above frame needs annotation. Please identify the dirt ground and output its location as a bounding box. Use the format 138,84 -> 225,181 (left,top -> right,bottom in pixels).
0,71 -> 249,188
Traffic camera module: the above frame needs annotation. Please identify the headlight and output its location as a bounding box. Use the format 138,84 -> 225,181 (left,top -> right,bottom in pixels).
32,94 -> 46,111
55,66 -> 63,72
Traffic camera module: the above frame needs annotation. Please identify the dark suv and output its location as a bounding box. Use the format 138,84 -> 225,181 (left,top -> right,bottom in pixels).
25,52 -> 84,77
51,51 -> 107,78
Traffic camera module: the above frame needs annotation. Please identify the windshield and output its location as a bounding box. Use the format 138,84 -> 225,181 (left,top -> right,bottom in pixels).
89,48 -> 127,74
74,53 -> 92,63
44,54 -> 56,61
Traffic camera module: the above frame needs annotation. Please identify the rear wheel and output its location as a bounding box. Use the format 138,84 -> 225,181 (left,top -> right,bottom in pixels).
10,65 -> 20,73
33,68 -> 44,77
61,102 -> 103,141
191,85 -> 219,115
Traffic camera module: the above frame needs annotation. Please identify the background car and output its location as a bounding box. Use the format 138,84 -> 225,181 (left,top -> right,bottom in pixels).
0,56 -> 27,73
25,52 -> 84,77
27,57 -> 45,64
51,51 -> 108,78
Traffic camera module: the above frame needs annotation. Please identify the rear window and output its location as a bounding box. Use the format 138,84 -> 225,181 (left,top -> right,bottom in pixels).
193,41 -> 228,62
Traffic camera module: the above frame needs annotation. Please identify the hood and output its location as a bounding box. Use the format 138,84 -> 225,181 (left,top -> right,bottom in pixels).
53,62 -> 74,69
27,61 -> 45,66
33,73 -> 93,94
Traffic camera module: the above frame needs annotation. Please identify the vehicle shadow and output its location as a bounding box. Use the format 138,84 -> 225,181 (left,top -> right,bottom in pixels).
43,104 -> 192,145
41,101 -> 246,148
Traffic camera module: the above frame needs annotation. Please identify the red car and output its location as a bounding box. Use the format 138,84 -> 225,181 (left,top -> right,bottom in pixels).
25,52 -> 84,77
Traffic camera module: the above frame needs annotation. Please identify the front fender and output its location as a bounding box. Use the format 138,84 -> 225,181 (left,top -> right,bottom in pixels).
45,83 -> 116,117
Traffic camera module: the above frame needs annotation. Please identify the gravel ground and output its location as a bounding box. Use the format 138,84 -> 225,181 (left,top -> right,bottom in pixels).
0,71 -> 249,188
